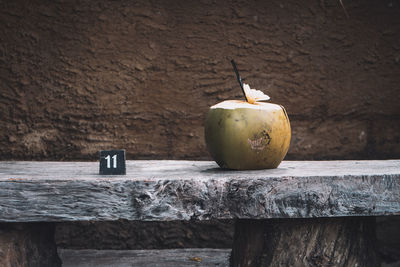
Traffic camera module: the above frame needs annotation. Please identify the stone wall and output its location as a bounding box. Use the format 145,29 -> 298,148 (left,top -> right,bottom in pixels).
1,0 -> 399,161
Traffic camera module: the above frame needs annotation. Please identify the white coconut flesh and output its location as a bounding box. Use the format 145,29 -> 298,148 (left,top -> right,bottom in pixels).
210,100 -> 282,111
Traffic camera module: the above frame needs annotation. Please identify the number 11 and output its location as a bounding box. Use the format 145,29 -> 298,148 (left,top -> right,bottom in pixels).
105,155 -> 117,168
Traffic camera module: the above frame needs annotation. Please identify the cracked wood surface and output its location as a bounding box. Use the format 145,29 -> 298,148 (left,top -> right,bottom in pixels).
0,160 -> 399,222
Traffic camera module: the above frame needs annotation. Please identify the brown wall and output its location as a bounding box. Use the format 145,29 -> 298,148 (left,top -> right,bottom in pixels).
1,0 -> 399,160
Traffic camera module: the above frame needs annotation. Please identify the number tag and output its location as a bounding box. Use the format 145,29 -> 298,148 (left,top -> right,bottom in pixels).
99,150 -> 126,175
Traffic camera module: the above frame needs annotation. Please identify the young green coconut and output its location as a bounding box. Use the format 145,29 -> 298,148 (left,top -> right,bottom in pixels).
204,60 -> 291,170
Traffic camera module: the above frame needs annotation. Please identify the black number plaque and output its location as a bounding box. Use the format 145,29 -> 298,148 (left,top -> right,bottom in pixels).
99,150 -> 126,175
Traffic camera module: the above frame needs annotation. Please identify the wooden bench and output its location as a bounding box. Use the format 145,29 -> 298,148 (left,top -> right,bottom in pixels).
0,160 -> 399,266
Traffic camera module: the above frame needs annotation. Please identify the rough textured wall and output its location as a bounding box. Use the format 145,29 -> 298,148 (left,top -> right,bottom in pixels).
1,0 -> 399,160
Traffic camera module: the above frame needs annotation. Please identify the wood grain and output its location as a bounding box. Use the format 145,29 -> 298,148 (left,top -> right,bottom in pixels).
230,217 -> 379,267
0,160 -> 399,222
0,223 -> 61,267
58,248 -> 230,267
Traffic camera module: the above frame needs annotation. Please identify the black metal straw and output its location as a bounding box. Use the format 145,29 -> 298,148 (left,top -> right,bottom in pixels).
231,60 -> 248,102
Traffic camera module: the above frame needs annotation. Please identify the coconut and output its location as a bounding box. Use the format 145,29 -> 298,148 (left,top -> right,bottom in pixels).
204,83 -> 291,170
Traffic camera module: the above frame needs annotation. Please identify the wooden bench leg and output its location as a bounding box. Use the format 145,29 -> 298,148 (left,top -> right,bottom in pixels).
230,217 -> 379,267
0,223 -> 61,267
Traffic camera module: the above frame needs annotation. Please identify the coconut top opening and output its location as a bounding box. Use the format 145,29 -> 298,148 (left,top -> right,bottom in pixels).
211,100 -> 282,111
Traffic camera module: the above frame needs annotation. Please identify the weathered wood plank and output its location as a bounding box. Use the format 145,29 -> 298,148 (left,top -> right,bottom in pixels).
0,223 -> 61,266
0,160 -> 399,222
230,217 -> 379,267
58,248 -> 231,267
